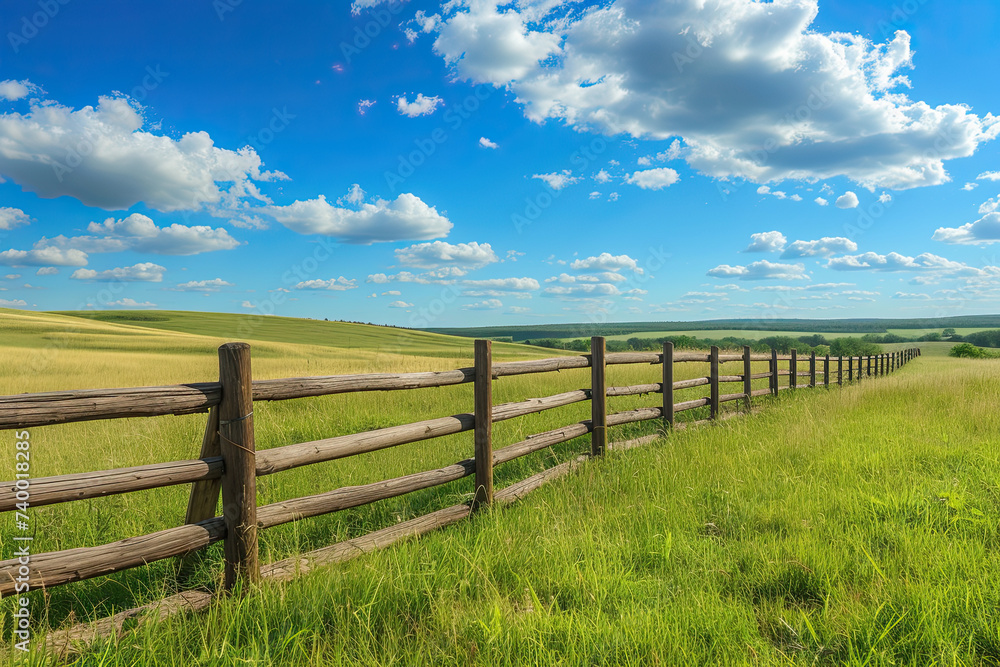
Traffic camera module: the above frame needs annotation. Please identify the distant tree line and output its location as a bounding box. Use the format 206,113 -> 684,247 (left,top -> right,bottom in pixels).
524,334 -> 883,356
424,316 -> 1000,341
860,329 -> 1000,347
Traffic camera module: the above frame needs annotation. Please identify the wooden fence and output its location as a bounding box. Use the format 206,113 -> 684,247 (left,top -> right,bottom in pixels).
0,341 -> 920,601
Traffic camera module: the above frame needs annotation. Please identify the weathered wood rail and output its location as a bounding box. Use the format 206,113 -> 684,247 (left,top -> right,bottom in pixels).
0,342 -> 920,605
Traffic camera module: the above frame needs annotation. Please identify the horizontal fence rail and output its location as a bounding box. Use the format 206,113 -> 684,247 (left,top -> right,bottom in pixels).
0,342 -> 920,606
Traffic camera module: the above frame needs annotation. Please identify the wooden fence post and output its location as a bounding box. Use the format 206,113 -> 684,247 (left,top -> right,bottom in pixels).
710,346 -> 720,419
824,355 -> 830,389
809,351 -> 817,388
472,340 -> 493,510
591,337 -> 607,456
848,356 -> 853,383
217,342 -> 259,590
743,345 -> 752,410
770,349 -> 778,396
183,407 -> 222,527
867,355 -> 872,378
837,356 -> 843,387
790,349 -> 798,390
663,341 -> 674,429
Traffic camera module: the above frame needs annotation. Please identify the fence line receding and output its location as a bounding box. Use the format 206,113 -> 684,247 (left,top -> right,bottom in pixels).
0,341 -> 920,599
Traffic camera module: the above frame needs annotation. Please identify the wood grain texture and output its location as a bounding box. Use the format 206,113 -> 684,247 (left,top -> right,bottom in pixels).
217,343 -> 259,589
0,383 -> 221,430
0,456 -> 222,512
472,340 -> 493,509
591,337 -> 607,456
184,407 -> 223,527
743,346 -> 753,410
0,518 -> 225,597
662,342 -> 674,428
710,346 -> 720,419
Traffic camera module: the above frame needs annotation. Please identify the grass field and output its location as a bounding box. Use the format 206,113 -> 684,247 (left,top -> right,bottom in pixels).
0,309 -> 743,654
2,309 -> 997,665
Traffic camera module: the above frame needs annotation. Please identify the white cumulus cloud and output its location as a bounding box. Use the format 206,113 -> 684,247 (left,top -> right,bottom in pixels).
293,277 -> 359,291
745,231 -> 787,253
781,237 -> 858,258
265,193 -> 452,244
0,207 -> 31,231
0,246 -> 88,267
0,92 -> 284,212
462,299 -> 504,310
932,211 -> 1000,245
828,251 -> 997,278
396,93 -> 444,117
107,297 -> 157,308
570,253 -> 643,274
395,241 -> 499,269
707,260 -> 809,281
71,262 -> 167,282
425,1 -> 999,190
836,192 -> 860,209
625,167 -> 679,190
174,278 -> 233,292
532,170 -> 581,190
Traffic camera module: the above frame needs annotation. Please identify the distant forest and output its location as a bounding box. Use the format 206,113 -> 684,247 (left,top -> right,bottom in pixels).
424,316 -> 1000,342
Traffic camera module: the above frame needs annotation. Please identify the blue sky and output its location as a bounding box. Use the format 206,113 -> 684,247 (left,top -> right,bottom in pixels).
1,0 -> 999,328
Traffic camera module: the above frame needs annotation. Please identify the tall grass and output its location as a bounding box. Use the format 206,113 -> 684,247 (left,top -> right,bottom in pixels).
0,310 -> 761,643
4,311 -> 983,665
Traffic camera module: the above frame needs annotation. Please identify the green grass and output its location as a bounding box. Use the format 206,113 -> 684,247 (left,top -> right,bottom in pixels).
47,309 -> 546,360
2,309 -> 996,665
0,309 -> 733,650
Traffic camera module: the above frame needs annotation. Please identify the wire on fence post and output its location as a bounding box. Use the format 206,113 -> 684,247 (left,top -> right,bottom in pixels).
473,339 -> 493,510
591,336 -> 607,456
662,341 -> 674,430
217,342 -> 259,591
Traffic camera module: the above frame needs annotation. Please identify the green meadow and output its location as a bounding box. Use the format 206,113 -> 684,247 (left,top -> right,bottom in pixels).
1,309 -> 998,666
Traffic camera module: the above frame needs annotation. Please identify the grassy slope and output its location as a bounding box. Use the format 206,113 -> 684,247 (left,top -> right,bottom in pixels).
45,355 -> 1000,666
1,308 -> 714,646
47,309 -> 536,360
4,309 -> 994,665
